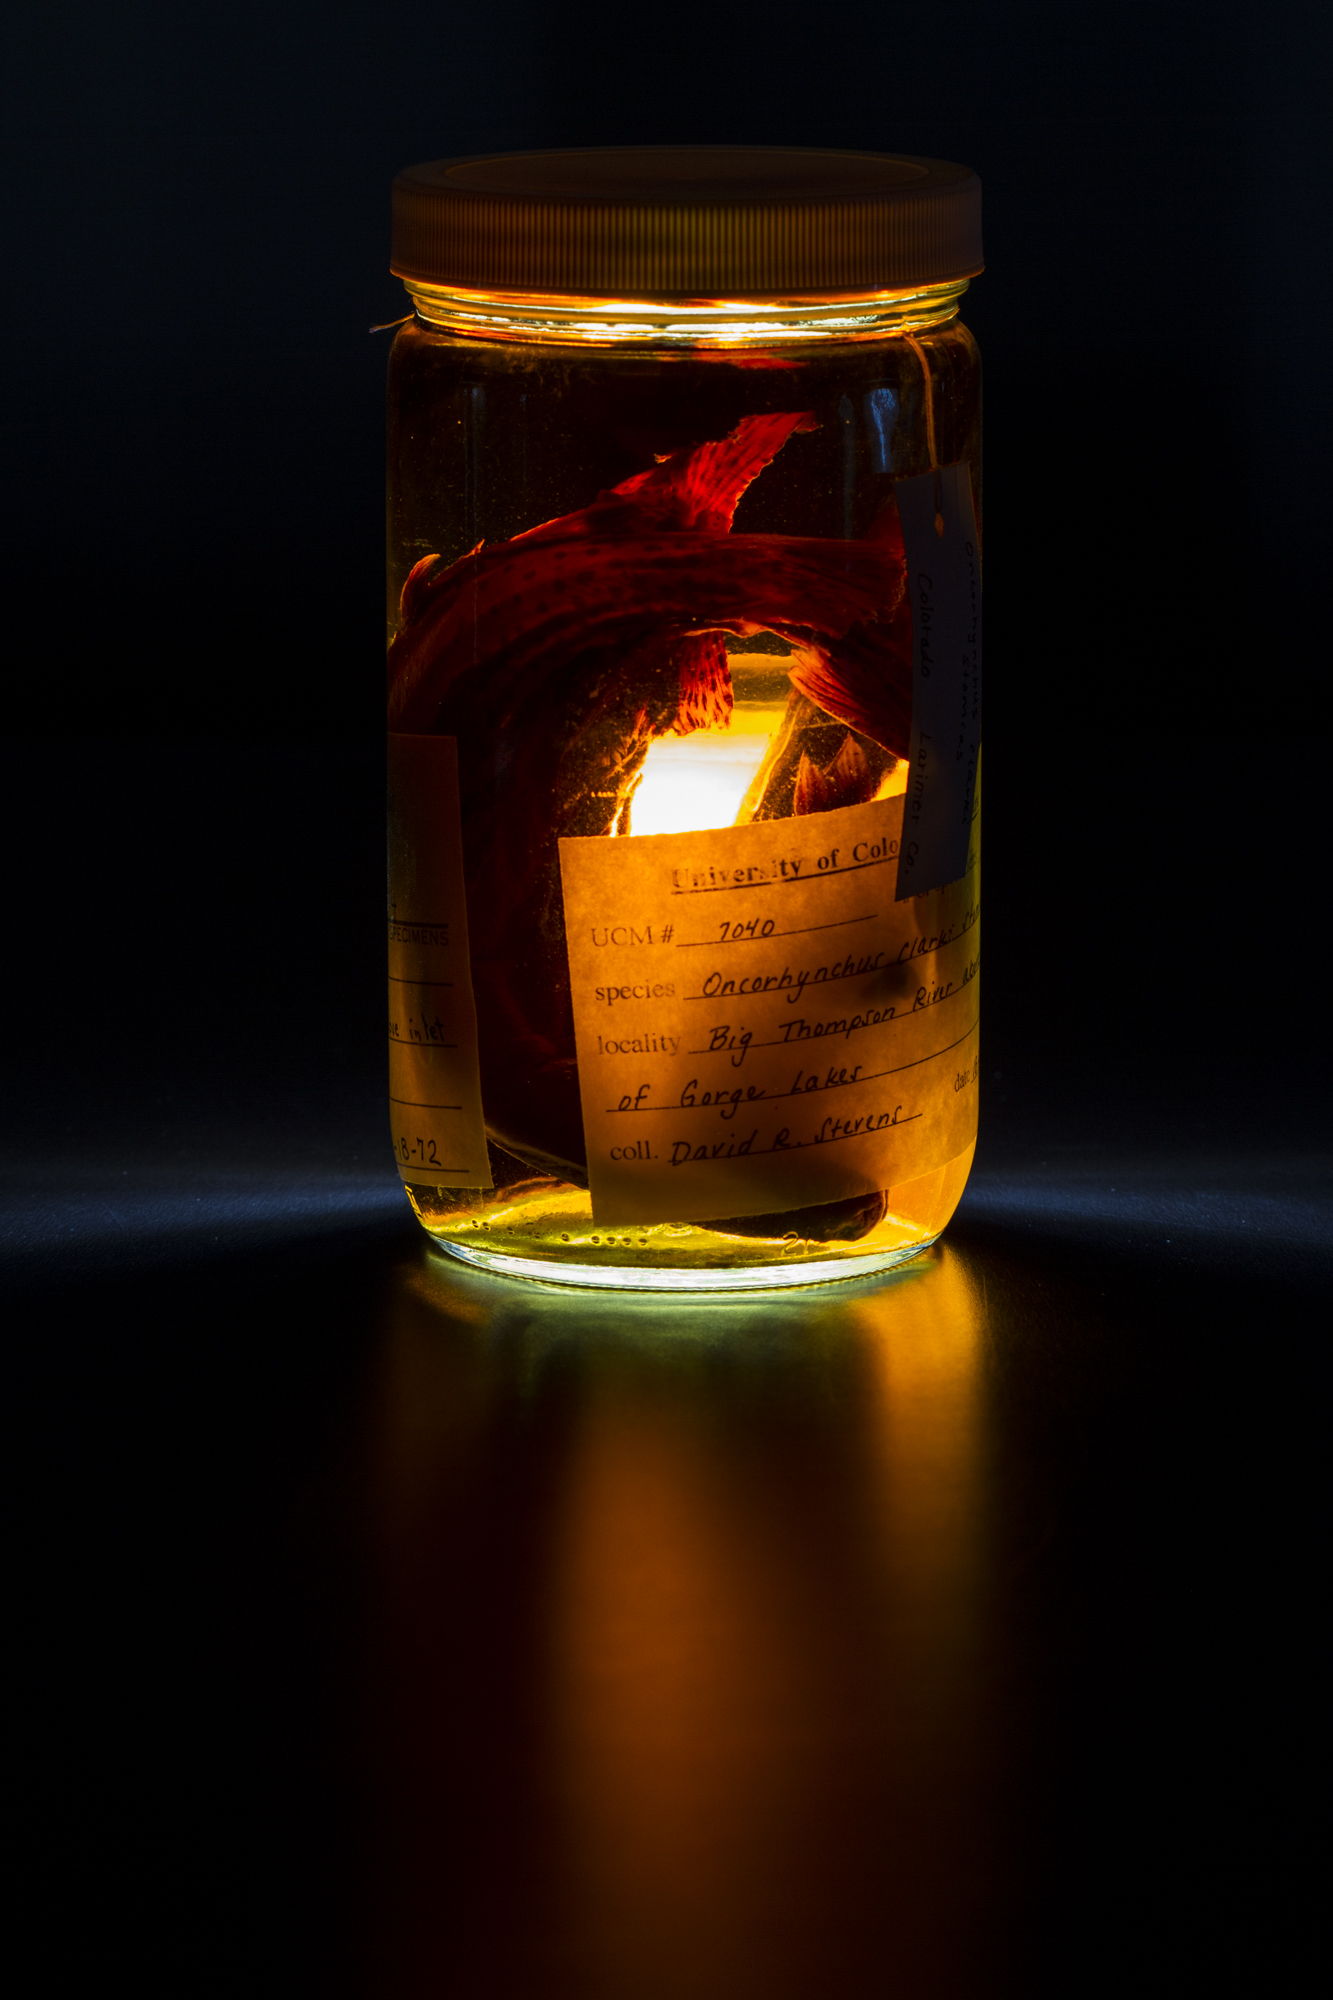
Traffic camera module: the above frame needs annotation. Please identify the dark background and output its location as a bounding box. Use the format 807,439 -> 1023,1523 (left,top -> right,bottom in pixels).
4,7 -> 1330,1996
3,0 -> 1329,744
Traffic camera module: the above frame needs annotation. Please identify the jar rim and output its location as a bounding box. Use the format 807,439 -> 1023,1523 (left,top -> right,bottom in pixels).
401,276 -> 972,349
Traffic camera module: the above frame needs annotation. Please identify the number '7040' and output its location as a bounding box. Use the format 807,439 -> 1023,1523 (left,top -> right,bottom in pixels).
719,917 -> 775,943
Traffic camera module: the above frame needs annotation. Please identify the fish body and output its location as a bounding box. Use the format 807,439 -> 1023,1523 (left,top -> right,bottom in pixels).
386,413 -> 914,1200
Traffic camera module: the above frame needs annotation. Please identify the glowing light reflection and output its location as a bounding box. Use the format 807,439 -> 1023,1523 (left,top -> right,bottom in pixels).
626,650 -> 790,838
629,714 -> 785,836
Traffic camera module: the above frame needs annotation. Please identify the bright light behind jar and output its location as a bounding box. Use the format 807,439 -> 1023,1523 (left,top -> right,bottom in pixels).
626,651 -> 909,837
627,652 -> 790,838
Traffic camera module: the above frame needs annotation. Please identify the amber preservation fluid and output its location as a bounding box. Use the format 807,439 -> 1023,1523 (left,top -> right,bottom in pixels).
384,148 -> 983,1289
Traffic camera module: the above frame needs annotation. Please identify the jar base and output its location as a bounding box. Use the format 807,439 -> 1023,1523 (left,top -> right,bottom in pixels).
405,1139 -> 975,1293
432,1234 -> 940,1292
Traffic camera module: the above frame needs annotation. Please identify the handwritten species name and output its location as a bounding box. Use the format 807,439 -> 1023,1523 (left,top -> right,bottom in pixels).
699,948 -> 888,1004
897,901 -> 979,961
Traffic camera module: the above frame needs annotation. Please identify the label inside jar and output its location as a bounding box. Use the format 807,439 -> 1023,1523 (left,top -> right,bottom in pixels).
387,733 -> 492,1188
895,462 -> 982,901
558,790 -> 979,1228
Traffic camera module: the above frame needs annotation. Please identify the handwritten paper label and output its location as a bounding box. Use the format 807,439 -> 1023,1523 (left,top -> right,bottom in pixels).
559,790 -> 980,1227
895,462 -> 982,900
387,733 -> 491,1187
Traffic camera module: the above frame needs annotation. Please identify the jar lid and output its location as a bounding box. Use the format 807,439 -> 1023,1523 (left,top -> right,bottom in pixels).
391,147 -> 982,301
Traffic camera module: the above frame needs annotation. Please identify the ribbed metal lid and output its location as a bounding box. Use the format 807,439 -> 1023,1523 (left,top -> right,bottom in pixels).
391,147 -> 982,301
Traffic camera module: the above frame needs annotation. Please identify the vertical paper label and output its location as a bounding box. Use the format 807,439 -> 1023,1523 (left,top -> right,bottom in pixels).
895,462 -> 982,901
386,733 -> 491,1188
559,791 -> 980,1228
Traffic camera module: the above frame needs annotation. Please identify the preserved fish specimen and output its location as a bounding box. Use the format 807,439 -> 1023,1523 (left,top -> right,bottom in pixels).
385,146 -> 983,1286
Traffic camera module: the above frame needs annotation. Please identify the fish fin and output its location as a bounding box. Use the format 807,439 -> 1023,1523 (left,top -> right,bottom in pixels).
673,632 -> 734,734
398,542 -> 484,629
792,732 -> 878,816
514,411 -> 817,544
787,628 -> 913,762
607,411 -> 818,533
792,750 -> 831,816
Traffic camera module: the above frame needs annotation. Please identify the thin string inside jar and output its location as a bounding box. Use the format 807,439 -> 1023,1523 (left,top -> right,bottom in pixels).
903,331 -> 946,536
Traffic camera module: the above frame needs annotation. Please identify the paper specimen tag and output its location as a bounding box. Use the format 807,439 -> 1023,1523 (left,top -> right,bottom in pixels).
895,462 -> 982,901
558,791 -> 980,1227
386,733 -> 491,1188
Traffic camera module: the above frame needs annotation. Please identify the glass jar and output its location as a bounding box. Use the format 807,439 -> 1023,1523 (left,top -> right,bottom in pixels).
385,148 -> 983,1290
